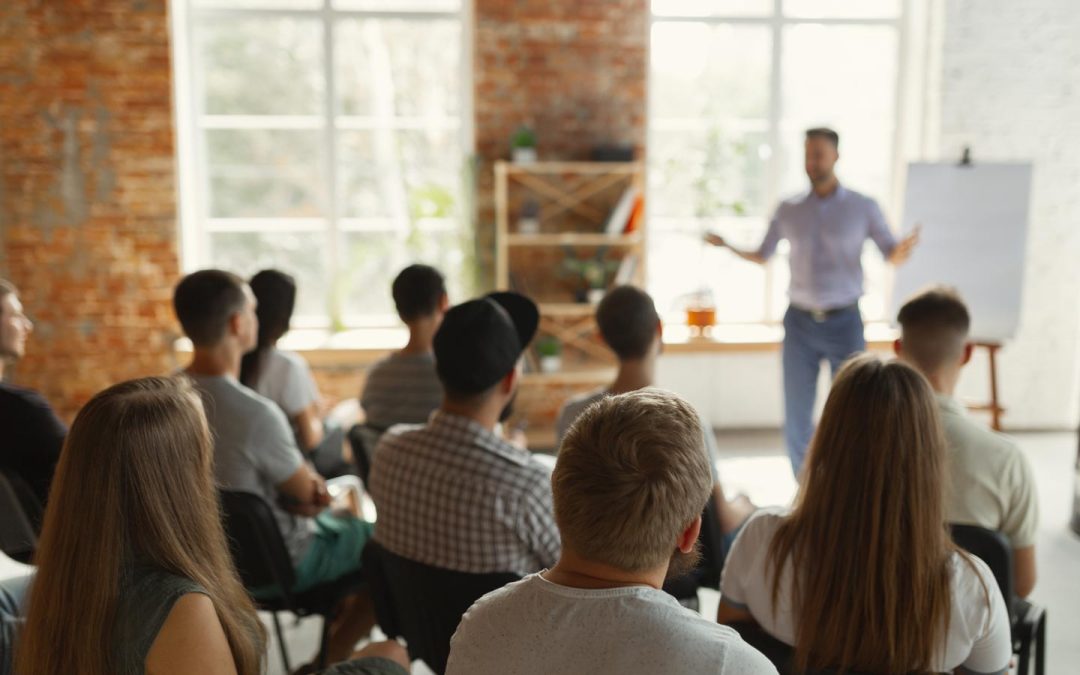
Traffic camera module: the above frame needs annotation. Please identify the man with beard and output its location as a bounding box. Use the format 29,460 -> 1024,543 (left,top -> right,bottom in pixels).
368,291 -> 560,575
705,127 -> 919,477
446,389 -> 777,675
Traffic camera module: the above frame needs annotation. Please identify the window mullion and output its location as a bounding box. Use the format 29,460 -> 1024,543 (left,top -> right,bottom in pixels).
322,0 -> 342,329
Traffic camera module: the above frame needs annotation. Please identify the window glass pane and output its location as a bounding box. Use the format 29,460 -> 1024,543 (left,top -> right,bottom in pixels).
197,17 -> 323,115
651,0 -> 772,17
648,223 -> 770,323
341,227 -> 469,325
650,23 -> 771,121
209,231 -> 331,320
779,24 -> 897,202
336,18 -> 460,118
206,129 -> 325,218
784,0 -> 901,19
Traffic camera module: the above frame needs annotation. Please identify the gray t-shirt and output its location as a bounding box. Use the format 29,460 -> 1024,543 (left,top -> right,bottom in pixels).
556,388 -> 720,482
187,373 -> 313,563
361,352 -> 443,430
446,574 -> 777,675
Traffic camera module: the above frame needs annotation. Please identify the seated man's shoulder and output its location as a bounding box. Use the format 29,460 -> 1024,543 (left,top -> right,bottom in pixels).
946,414 -> 1024,468
0,382 -> 54,415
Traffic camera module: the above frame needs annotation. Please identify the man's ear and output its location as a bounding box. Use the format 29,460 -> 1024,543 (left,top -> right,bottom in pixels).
501,363 -> 519,395
893,338 -> 902,357
961,341 -> 974,366
227,311 -> 243,338
677,516 -> 702,554
439,292 -> 450,313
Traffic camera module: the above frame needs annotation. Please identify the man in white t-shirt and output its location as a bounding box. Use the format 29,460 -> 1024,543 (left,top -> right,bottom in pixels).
895,286 -> 1039,597
446,389 -> 776,675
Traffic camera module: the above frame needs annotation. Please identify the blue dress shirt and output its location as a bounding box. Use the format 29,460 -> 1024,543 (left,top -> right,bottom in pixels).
757,184 -> 897,311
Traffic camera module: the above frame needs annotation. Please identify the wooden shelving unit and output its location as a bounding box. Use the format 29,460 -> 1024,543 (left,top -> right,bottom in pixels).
494,160 -> 646,446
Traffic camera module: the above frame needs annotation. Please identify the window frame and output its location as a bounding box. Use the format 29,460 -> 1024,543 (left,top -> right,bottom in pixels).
646,0 -> 916,325
171,0 -> 474,330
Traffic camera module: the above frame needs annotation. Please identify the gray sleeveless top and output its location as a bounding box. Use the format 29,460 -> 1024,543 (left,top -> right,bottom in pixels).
113,566 -> 207,674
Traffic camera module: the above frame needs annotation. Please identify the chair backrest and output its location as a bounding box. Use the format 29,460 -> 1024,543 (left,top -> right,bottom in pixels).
949,523 -> 1015,607
363,540 -> 519,674
219,490 -> 297,598
0,471 -> 37,562
346,424 -> 382,484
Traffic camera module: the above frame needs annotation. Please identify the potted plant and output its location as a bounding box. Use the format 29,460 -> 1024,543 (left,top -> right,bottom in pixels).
535,336 -> 562,374
511,125 -> 537,164
560,248 -> 619,304
517,199 -> 541,234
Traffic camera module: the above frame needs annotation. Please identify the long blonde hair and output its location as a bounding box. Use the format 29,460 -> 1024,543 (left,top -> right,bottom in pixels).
769,354 -> 961,673
15,376 -> 265,675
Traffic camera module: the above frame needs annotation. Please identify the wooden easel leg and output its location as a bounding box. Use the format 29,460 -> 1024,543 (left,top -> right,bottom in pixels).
988,344 -> 1002,431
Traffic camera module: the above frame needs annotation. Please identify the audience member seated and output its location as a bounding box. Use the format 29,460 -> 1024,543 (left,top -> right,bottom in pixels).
174,270 -> 378,668
717,354 -> 1011,674
13,376 -> 409,675
1,551 -> 31,675
896,286 -> 1039,598
368,291 -> 560,575
0,279 -> 65,524
555,285 -> 754,545
447,389 -> 776,675
240,269 -> 351,477
360,264 -> 448,431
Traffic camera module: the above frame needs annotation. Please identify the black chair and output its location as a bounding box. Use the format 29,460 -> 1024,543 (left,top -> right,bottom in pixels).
0,471 -> 38,563
219,490 -> 365,673
363,539 -> 519,674
346,424 -> 383,484
950,523 -> 1047,675
663,493 -> 728,609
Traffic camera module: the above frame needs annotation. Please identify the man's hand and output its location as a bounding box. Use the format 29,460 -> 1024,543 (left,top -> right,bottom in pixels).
703,232 -> 726,248
888,224 -> 921,265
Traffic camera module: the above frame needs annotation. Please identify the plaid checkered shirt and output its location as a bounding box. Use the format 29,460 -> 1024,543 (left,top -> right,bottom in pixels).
368,410 -> 561,575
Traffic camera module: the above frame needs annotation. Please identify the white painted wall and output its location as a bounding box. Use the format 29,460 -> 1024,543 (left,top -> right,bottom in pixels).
662,0 -> 1080,431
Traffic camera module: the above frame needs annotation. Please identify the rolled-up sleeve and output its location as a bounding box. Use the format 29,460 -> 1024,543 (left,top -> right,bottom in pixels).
867,198 -> 898,257
756,211 -> 783,260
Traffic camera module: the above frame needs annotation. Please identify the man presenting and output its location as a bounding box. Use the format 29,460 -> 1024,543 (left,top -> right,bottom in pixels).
706,128 -> 918,475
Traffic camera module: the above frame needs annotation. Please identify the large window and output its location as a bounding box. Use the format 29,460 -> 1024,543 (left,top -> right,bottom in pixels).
173,0 -> 471,329
648,0 -> 906,324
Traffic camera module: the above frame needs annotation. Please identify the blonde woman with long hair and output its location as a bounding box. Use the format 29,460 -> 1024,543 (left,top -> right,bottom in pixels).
717,355 -> 1011,674
14,376 -> 410,675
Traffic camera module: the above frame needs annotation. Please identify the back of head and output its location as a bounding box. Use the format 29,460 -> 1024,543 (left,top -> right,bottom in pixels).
392,264 -> 446,323
897,285 -> 971,375
596,285 -> 660,361
770,354 -> 952,672
173,269 -> 247,348
17,376 -> 263,675
553,388 -> 712,572
239,269 -> 296,387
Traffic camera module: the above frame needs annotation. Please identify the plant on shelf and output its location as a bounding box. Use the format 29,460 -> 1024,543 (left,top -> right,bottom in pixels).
535,336 -> 563,374
511,125 -> 537,163
517,199 -> 541,234
560,247 -> 620,304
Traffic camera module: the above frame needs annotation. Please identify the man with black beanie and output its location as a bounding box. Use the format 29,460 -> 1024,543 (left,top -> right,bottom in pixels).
367,292 -> 560,575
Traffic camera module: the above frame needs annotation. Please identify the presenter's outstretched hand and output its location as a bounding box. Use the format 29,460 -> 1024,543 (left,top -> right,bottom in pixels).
889,224 -> 922,265
703,231 -> 726,248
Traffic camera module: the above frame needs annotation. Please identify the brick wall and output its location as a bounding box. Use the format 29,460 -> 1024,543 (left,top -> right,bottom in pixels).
473,0 -> 649,282
939,0 -> 1080,428
0,0 -> 180,421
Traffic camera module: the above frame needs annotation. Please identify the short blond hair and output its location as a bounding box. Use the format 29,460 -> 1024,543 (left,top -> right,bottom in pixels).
553,388 -> 712,572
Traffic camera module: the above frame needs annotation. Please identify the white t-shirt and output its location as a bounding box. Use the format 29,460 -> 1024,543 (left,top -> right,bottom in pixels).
447,573 -> 778,675
720,509 -> 1011,674
252,348 -> 321,418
